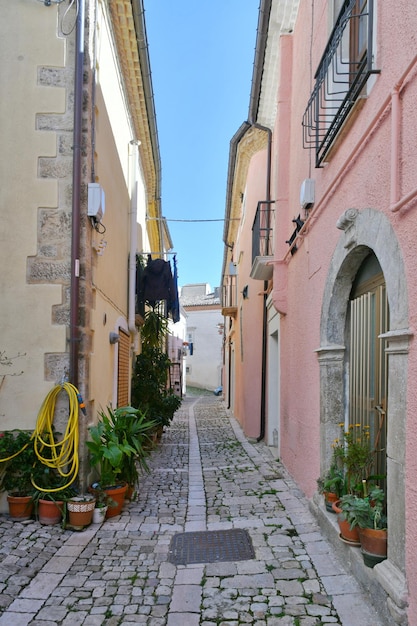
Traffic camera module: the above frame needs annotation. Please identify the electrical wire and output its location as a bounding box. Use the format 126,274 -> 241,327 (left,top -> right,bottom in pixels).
61,0 -> 78,37
147,218 -> 240,223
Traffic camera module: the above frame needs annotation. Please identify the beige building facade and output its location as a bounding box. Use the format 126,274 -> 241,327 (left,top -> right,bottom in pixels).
0,0 -> 170,494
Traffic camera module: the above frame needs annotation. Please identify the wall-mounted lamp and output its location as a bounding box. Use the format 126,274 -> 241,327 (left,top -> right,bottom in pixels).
242,285 -> 249,299
109,332 -> 120,344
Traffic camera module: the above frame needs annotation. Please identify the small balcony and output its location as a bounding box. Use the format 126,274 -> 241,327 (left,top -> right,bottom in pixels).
302,0 -> 379,167
250,201 -> 275,281
222,275 -> 237,318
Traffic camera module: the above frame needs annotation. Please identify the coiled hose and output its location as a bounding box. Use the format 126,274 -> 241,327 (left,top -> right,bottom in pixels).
0,383 -> 80,493
31,382 -> 80,492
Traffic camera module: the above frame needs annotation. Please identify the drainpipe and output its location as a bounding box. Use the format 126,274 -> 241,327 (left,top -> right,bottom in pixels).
69,0 -> 85,389
252,124 -> 272,443
128,141 -> 140,334
246,0 -> 273,442
227,339 -> 232,410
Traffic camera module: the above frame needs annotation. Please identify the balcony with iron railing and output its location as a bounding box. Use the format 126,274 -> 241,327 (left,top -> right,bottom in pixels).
302,0 -> 379,167
250,201 -> 275,281
221,274 -> 238,318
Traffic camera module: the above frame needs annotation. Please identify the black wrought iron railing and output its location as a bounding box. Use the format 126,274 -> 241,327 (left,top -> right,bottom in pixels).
252,201 -> 275,264
302,0 -> 379,167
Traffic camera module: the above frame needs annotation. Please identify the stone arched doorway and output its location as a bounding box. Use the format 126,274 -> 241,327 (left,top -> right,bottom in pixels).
317,208 -> 411,622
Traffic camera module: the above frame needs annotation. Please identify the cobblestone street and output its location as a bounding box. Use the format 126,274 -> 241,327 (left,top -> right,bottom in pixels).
0,396 -> 384,625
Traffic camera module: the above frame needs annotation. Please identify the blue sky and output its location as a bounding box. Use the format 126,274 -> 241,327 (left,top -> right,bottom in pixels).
144,1 -> 259,291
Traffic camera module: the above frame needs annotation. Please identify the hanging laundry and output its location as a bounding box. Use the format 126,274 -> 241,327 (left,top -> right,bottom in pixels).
140,256 -> 176,310
136,255 -> 146,318
168,255 -> 180,323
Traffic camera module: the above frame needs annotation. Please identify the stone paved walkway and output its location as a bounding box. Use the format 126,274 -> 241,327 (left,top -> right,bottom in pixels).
0,396 -> 385,625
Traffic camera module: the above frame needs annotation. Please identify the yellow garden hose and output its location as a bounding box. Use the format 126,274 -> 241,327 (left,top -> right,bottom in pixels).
0,383 -> 81,493
31,382 -> 80,493
0,441 -> 30,463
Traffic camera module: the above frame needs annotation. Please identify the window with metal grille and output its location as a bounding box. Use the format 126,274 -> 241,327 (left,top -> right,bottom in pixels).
302,0 -> 379,167
117,328 -> 130,407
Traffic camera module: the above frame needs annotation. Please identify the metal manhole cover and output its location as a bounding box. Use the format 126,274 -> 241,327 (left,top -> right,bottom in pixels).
168,529 -> 255,565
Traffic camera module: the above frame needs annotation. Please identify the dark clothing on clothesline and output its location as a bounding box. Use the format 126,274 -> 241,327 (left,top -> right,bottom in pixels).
136,256 -> 179,322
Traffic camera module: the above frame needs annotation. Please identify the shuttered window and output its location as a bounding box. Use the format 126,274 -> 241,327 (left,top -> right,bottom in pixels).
117,328 -> 130,407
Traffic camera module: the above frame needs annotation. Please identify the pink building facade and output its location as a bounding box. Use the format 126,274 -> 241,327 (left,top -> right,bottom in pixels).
221,1 -> 417,623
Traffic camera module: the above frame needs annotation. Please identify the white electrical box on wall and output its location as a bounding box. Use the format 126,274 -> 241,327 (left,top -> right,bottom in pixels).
88,183 -> 105,222
300,178 -> 315,209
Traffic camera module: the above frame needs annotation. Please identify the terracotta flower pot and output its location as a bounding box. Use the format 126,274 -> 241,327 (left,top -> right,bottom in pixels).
332,499 -> 361,545
125,484 -> 134,500
324,491 -> 339,512
67,496 -> 96,527
88,482 -> 128,518
38,498 -> 64,525
359,527 -> 387,557
7,494 -> 34,521
104,483 -> 128,518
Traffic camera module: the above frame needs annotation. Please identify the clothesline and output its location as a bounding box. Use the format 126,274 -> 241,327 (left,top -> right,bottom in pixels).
139,251 -> 177,256
146,217 -> 240,222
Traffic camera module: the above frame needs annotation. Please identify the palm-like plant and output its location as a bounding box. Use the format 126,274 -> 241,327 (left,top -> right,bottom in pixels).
86,406 -> 155,488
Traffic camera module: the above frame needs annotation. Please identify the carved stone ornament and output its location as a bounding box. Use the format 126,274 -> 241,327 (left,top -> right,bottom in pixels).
336,208 -> 359,249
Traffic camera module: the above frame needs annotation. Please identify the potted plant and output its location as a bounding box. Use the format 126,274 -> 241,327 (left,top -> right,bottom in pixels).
131,344 -> 181,438
66,493 -> 96,528
336,485 -> 387,561
35,492 -> 65,525
86,405 -> 155,517
91,488 -> 114,524
109,405 -> 156,490
317,463 -> 346,512
0,430 -> 38,520
332,423 -> 375,495
31,467 -> 77,525
131,309 -> 182,440
333,492 -> 362,545
340,486 -> 387,567
332,423 -> 375,546
325,423 -> 379,544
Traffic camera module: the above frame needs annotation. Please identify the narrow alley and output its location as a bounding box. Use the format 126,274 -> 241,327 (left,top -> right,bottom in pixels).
0,396 -> 384,626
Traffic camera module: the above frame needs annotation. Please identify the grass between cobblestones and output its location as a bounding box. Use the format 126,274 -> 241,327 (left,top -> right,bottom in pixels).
0,397 -> 343,625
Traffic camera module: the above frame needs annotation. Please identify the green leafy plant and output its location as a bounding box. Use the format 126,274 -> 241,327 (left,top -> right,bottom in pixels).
32,484 -> 76,506
131,347 -> 182,429
332,423 -> 376,494
86,406 -> 156,488
0,430 -> 42,496
92,486 -> 115,509
339,486 -> 387,531
317,463 -> 346,498
140,309 -> 169,347
111,406 -> 157,482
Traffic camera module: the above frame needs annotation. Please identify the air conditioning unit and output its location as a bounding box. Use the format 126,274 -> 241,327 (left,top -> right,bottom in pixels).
228,262 -> 237,276
88,183 -> 105,222
300,178 -> 315,210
